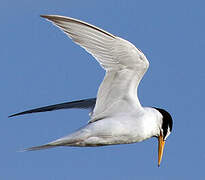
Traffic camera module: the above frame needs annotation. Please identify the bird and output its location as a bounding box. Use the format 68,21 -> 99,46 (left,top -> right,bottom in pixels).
10,15 -> 173,166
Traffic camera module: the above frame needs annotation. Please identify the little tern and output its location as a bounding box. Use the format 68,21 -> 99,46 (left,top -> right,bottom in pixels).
10,15 -> 173,166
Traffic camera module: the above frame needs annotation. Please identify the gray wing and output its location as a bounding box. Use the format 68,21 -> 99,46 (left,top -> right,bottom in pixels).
9,98 -> 96,117
40,15 -> 149,123
11,15 -> 149,123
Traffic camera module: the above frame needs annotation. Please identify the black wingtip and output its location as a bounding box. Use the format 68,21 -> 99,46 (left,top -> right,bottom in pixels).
8,114 -> 15,118
40,15 -> 53,20
40,14 -> 47,18
8,98 -> 97,118
9,111 -> 30,118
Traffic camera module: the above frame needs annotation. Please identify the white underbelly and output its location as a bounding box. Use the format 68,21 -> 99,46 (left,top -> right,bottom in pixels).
66,116 -> 151,146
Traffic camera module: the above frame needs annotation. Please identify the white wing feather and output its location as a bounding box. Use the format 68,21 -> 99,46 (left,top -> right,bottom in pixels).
41,15 -> 149,122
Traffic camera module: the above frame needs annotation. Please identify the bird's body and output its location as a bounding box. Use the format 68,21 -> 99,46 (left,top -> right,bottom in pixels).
28,107 -> 161,150
10,15 -> 173,166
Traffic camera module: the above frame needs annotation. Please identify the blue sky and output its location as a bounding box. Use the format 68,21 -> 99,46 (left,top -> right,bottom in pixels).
1,0 -> 205,179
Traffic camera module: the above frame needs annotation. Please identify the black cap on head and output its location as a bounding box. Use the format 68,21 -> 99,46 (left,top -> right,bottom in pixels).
154,107 -> 173,140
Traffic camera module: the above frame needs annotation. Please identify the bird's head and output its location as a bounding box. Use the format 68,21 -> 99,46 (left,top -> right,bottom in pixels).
154,107 -> 173,167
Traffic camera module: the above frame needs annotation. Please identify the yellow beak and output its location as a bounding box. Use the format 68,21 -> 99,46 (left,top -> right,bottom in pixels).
158,134 -> 165,167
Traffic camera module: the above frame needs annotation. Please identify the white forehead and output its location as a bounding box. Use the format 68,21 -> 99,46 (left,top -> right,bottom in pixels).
164,126 -> 171,140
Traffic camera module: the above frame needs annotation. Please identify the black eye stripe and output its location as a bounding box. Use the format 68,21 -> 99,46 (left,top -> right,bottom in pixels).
153,107 -> 173,139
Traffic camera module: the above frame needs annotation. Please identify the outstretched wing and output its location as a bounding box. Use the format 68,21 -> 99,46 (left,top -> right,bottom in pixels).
41,15 -> 149,122
9,98 -> 96,117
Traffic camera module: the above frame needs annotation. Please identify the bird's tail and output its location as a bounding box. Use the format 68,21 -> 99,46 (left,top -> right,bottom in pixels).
23,143 -> 57,151
22,136 -> 76,151
22,126 -> 89,151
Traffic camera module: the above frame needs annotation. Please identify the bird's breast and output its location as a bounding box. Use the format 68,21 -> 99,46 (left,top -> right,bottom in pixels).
84,114 -> 154,145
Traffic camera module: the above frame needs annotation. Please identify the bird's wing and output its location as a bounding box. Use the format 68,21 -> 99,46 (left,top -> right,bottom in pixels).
41,15 -> 149,122
9,98 -> 96,117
